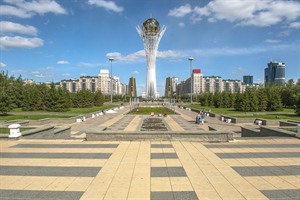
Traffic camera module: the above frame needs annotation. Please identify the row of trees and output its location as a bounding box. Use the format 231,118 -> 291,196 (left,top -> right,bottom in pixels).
0,72 -> 105,114
1,71 -> 299,115
177,79 -> 300,115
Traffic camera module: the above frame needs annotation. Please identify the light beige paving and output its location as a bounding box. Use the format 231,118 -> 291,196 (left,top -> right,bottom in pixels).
0,138 -> 299,199
124,115 -> 142,131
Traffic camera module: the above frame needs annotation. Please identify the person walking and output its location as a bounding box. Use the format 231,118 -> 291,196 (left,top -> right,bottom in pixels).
196,112 -> 201,124
201,113 -> 205,125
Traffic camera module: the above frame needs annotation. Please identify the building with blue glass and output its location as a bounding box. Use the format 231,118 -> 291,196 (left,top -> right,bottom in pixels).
264,61 -> 286,84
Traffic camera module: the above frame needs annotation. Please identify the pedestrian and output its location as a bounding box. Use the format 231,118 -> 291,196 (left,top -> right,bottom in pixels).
201,113 -> 205,125
196,112 -> 201,124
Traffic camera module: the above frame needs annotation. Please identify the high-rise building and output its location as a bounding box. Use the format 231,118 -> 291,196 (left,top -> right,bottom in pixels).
243,75 -> 253,84
137,18 -> 166,100
60,69 -> 127,96
176,69 -> 253,95
264,61 -> 285,84
128,77 -> 137,98
165,77 -> 173,97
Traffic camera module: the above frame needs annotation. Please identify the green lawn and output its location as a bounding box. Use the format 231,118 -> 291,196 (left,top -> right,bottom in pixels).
186,105 -> 299,121
188,105 -> 296,115
2,105 -> 118,121
128,107 -> 177,115
0,114 -> 75,121
66,105 -> 115,114
11,105 -> 116,115
234,114 -> 300,121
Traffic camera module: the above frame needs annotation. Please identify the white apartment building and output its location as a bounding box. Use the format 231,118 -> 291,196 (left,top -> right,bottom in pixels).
176,69 -> 255,95
60,69 -> 127,96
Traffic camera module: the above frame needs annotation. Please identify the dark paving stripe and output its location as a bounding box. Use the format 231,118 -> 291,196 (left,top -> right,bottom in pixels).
0,152 -> 111,159
216,152 -> 300,159
0,166 -> 101,177
0,189 -> 83,200
11,144 -> 119,148
205,144 -> 300,148
151,153 -> 178,159
151,144 -> 173,148
261,189 -> 300,200
232,166 -> 300,176
151,167 -> 187,177
151,191 -> 199,200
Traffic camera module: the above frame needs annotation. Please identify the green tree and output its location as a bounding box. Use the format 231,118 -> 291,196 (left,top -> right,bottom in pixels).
295,93 -> 300,115
266,86 -> 283,111
94,91 -> 104,106
240,88 -> 258,112
234,92 -> 242,111
256,87 -> 267,111
0,91 -> 12,115
222,92 -> 231,108
213,92 -> 223,108
0,72 -> 12,114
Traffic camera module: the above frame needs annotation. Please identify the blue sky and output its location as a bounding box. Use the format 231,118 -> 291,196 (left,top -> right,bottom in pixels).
1,0 -> 300,96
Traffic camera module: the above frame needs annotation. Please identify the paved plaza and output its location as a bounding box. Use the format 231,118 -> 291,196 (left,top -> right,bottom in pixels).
0,106 -> 299,200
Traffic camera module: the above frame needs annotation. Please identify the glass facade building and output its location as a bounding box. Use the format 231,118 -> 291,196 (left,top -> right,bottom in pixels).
264,61 -> 286,84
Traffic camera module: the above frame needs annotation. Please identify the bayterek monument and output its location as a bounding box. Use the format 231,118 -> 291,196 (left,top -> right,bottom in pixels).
137,18 -> 166,100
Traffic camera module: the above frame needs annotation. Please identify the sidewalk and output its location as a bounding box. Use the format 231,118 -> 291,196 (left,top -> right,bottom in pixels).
0,106 -> 299,199
0,139 -> 299,199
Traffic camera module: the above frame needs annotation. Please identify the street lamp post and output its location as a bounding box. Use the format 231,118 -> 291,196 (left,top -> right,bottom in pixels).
188,57 -> 194,104
109,57 -> 114,104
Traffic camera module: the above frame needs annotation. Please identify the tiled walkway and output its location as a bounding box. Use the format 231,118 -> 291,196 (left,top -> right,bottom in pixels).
0,139 -> 299,200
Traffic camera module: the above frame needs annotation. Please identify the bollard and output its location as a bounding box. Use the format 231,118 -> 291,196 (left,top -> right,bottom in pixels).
8,124 -> 21,138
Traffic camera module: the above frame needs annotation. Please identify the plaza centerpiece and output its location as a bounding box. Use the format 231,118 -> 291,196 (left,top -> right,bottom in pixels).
137,18 -> 166,100
141,118 -> 168,131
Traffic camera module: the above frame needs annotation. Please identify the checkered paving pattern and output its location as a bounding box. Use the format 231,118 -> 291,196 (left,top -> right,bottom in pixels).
150,143 -> 198,200
0,141 -> 119,200
0,139 -> 299,199
105,115 -> 136,131
205,139 -> 300,200
169,115 -> 204,131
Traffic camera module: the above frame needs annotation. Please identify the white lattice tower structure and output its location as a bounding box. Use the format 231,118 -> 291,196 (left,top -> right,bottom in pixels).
137,18 -> 166,100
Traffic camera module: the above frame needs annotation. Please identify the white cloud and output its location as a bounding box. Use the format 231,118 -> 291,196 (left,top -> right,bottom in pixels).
43,66 -> 54,70
0,36 -> 43,49
168,4 -> 192,17
11,69 -> 24,73
265,39 -> 279,44
289,21 -> 300,29
178,22 -> 185,27
106,50 -> 181,62
1,0 -> 67,18
57,60 -> 69,65
87,0 -> 124,13
170,0 -> 300,27
157,50 -> 181,58
0,21 -> 38,35
62,73 -> 70,76
131,71 -> 139,75
106,50 -> 145,62
77,62 -> 102,67
31,71 -> 54,78
185,44 -> 298,57
0,5 -> 32,18
0,62 -> 7,67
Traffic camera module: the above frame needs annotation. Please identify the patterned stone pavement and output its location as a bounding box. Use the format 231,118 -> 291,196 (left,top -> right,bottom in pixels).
0,138 -> 299,200
0,106 -> 299,199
